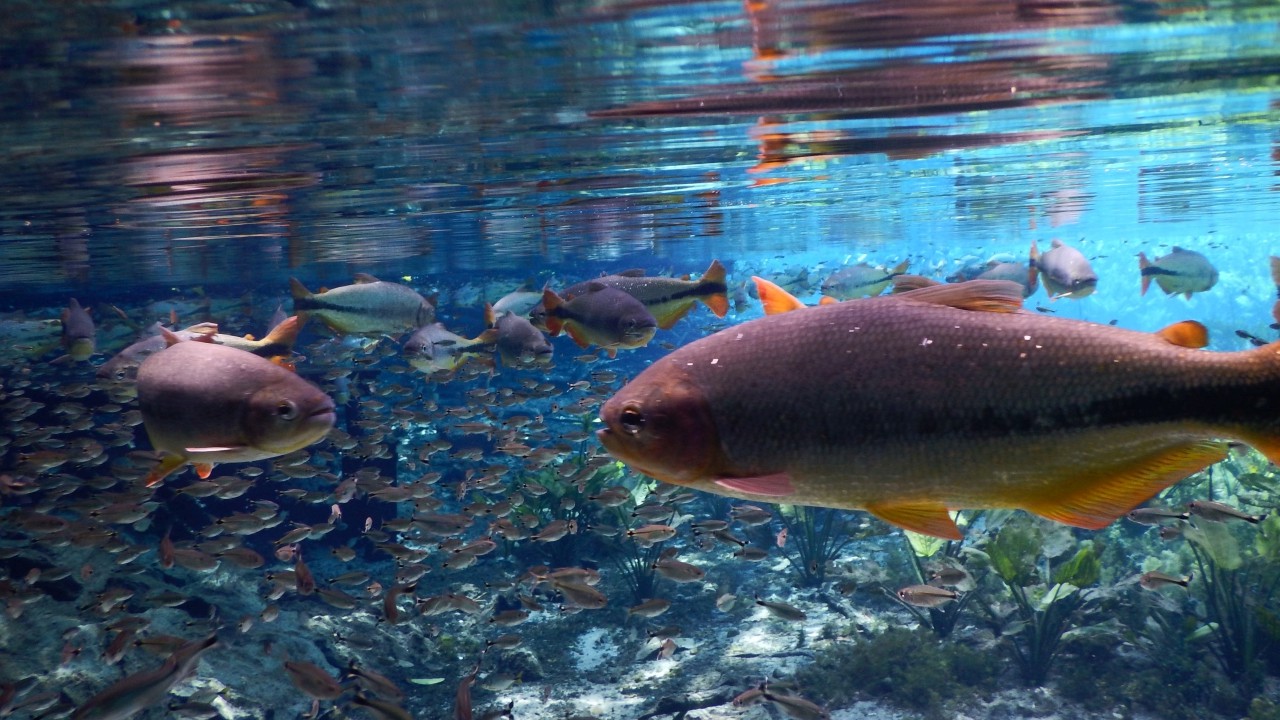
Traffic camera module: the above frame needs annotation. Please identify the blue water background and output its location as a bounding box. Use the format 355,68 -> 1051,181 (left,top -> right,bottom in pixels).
0,0 -> 1276,348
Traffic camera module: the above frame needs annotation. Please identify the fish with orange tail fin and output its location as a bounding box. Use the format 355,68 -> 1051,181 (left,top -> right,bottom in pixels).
137,329 -> 334,487
598,279 -> 1280,540
541,284 -> 657,358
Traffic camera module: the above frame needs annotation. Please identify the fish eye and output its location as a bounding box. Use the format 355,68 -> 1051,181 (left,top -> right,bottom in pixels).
619,405 -> 645,434
276,400 -> 298,420
114,369 -> 127,381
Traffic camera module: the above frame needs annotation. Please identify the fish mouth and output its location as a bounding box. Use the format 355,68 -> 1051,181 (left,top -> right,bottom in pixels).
308,400 -> 337,422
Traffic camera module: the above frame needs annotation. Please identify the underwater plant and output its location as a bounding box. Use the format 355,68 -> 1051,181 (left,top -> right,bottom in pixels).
795,626 -> 997,720
776,505 -> 855,586
890,520 -> 978,638
1183,514 -> 1280,690
976,517 -> 1103,686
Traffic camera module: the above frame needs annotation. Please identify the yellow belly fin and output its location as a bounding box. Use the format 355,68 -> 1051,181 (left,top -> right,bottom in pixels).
1022,440 -> 1228,530
865,501 -> 962,541
144,454 -> 189,488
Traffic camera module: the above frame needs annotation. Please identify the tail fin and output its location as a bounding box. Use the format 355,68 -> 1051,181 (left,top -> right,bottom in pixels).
261,315 -> 301,351
751,276 -> 806,315
1138,252 -> 1153,296
699,259 -> 730,318
289,278 -> 313,305
540,289 -> 565,335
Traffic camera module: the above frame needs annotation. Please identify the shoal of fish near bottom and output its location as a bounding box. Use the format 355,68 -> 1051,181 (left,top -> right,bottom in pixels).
597,279 -> 1280,540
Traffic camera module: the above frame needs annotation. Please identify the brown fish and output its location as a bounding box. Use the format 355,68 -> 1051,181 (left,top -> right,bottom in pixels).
597,280 -> 1280,540
896,584 -> 958,608
136,333 -> 335,486
70,633 -> 218,720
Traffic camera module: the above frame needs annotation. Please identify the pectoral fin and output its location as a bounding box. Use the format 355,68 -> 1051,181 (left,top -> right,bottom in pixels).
714,473 -> 796,497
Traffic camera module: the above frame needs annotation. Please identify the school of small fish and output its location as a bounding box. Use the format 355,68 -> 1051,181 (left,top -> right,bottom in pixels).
1,248 -> 1274,720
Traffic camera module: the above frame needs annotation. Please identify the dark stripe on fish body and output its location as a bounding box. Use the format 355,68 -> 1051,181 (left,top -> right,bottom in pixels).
678,299 -> 1280,467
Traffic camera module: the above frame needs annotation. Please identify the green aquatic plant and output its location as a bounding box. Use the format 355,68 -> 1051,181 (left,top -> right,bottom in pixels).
891,522 -> 978,638
605,525 -> 663,604
777,505 -> 855,586
1183,515 -> 1280,690
795,626 -> 997,720
977,518 -> 1103,686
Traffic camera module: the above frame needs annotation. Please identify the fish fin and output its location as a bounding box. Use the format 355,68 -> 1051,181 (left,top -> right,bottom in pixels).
261,316 -> 301,349
475,328 -> 500,345
1023,440 -> 1228,530
243,334 -> 257,341
698,260 -> 731,318
159,327 -> 195,347
562,324 -> 590,349
714,473 -> 796,497
484,303 -> 497,328
751,276 -> 807,315
186,446 -> 247,454
353,273 -> 380,284
897,280 -> 1024,313
606,347 -> 617,359
1139,252 -> 1153,296
288,277 -> 313,301
703,293 -> 730,318
1029,240 -> 1040,267
890,259 -> 911,274
1156,320 -> 1207,349
270,356 -> 296,372
145,454 -> 189,488
818,296 -> 839,305
653,306 -> 693,331
865,501 -> 962,540
194,463 -> 214,479
540,289 -> 564,335
617,269 -> 646,278
891,275 -> 939,293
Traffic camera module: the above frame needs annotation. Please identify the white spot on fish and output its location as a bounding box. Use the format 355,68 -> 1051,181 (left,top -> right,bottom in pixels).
921,338 -> 933,347
1019,352 -> 1027,359
735,333 -> 744,341
710,358 -> 719,365
1024,335 -> 1032,341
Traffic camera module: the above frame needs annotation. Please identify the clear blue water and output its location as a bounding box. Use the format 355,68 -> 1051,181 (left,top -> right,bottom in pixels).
4,1 -> 1280,718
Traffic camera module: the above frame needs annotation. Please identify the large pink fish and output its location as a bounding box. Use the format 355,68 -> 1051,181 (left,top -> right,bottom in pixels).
598,280 -> 1280,539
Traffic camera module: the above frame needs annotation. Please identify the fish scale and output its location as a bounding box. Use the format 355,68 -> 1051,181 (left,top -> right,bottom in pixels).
598,280 -> 1280,539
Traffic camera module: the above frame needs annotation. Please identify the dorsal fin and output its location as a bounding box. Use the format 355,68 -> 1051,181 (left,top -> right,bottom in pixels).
1156,320 -> 1208,349
353,273 -> 380,284
891,275 -> 940,293
586,280 -> 607,292
616,269 -> 646,278
895,279 -> 1024,313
